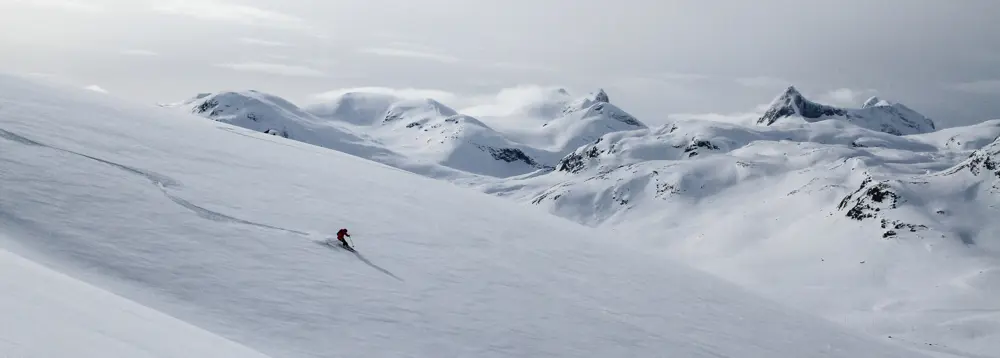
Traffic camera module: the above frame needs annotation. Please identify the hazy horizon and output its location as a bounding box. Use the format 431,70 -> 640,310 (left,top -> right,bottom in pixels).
3,0 -> 999,127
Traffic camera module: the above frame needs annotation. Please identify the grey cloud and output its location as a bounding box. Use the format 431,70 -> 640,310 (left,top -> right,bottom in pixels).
213,62 -> 328,77
949,80 -> 1000,95
238,38 -> 292,47
357,45 -> 461,64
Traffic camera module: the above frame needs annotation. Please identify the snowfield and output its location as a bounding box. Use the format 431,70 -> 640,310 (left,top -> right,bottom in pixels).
0,74 -> 934,357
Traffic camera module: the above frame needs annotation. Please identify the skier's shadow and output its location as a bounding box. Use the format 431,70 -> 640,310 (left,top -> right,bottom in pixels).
316,240 -> 403,282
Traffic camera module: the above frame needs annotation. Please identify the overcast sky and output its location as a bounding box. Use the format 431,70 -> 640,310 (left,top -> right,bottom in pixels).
3,0 -> 999,127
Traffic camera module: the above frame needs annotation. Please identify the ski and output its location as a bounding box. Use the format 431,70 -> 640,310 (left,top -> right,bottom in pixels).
318,239 -> 356,252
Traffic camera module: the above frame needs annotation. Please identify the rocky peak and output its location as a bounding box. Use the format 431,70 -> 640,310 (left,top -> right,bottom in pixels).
780,86 -> 804,100
593,89 -> 610,103
562,89 -> 613,115
757,86 -> 846,126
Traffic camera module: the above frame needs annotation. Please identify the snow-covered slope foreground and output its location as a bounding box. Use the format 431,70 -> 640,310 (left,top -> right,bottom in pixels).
482,113 -> 1000,357
0,245 -> 270,358
0,73 -> 928,357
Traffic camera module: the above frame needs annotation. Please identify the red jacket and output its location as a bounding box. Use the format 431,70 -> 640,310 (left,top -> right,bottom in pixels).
337,229 -> 350,240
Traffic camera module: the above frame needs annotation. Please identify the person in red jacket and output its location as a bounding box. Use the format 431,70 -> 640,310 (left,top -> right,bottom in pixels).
335,228 -> 351,248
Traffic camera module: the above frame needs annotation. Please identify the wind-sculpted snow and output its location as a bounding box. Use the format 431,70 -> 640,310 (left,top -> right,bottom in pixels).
0,73 -> 928,358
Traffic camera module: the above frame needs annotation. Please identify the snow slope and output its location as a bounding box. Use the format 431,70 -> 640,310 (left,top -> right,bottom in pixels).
0,244 -> 270,358
0,73 -> 929,358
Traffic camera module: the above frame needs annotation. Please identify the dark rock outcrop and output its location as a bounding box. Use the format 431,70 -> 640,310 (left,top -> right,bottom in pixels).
758,86 -> 847,126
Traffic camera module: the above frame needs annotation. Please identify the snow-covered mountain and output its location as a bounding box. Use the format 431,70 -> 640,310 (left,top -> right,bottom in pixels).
168,89 -> 555,177
537,88 -> 647,153
153,79 -> 999,357
319,95 -> 552,177
482,114 -> 1000,357
160,90 -> 397,159
462,88 -> 648,155
758,86 -> 937,135
163,87 -> 647,178
299,88 -> 647,177
1,73 -> 931,358
302,91 -> 401,126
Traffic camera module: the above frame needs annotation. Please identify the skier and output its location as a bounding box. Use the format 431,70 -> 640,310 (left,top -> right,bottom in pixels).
335,228 -> 352,249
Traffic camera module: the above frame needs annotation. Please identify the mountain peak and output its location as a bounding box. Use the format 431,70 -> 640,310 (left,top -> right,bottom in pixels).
756,87 -> 934,135
781,85 -> 803,99
592,89 -> 610,103
563,89 -> 613,114
862,96 -> 891,109
757,86 -> 845,126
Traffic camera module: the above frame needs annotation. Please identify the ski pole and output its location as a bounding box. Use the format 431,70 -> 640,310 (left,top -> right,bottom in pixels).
347,237 -> 355,247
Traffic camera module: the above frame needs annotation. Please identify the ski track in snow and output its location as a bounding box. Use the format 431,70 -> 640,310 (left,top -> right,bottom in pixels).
0,128 -> 307,236
0,127 -> 409,283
